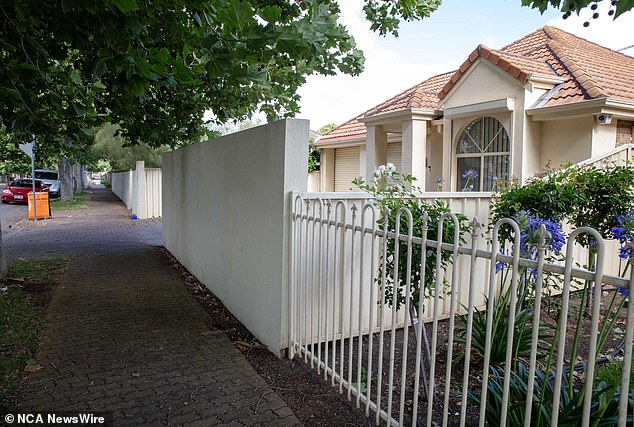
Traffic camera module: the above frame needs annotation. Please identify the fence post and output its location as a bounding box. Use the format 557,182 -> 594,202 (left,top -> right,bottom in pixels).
135,161 -> 147,219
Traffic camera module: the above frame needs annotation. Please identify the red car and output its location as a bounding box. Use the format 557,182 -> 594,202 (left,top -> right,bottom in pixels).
1,179 -> 49,204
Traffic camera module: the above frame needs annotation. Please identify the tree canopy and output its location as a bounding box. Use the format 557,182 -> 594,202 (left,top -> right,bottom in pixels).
0,0 -> 443,153
522,0 -> 633,19
1,0 -> 631,158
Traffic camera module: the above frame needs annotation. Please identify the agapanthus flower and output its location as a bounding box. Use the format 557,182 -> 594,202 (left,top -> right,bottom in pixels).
618,286 -> 630,298
612,208 -> 634,259
436,176 -> 445,191
462,169 -> 478,179
521,216 -> 566,255
497,211 -> 566,277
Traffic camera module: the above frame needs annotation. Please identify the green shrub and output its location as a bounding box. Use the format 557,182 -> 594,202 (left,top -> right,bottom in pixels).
454,284 -> 553,367
354,165 -> 470,309
471,363 -> 634,426
491,163 -> 634,246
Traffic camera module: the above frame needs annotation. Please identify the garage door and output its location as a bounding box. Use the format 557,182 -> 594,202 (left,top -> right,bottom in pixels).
386,142 -> 402,172
334,147 -> 360,192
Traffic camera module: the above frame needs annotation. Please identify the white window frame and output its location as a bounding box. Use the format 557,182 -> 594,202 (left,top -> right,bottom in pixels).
455,116 -> 510,192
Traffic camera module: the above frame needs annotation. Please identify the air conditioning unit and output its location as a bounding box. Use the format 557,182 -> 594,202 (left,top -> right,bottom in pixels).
597,114 -> 613,125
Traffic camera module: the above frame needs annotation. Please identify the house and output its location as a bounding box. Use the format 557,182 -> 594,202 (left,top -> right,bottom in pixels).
316,26 -> 634,193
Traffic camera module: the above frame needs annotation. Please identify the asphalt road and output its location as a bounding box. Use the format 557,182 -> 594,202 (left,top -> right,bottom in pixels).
0,189 -> 27,227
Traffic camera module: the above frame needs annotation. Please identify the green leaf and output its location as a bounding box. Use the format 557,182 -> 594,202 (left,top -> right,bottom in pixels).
221,0 -> 253,31
93,59 -> 108,78
258,6 -> 283,23
112,0 -> 139,13
616,0 -> 634,17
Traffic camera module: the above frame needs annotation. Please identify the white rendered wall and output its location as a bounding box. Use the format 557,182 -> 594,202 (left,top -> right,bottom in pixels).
307,171 -> 321,192
541,117 -> 593,168
592,120 -> 618,157
162,119 -> 309,354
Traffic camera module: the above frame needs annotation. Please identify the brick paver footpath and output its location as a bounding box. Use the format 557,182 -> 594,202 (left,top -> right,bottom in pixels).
3,187 -> 300,426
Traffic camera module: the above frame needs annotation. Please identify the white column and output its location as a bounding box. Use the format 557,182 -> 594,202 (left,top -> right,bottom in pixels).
365,125 -> 388,181
402,119 -> 427,189
135,160 -> 147,219
320,148 -> 334,192
442,118 -> 453,191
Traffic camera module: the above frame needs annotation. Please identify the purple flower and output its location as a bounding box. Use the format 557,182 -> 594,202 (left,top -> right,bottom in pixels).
495,260 -> 506,273
462,169 -> 478,179
618,286 -> 630,298
612,208 -> 634,260
513,211 -> 565,257
496,213 -> 565,278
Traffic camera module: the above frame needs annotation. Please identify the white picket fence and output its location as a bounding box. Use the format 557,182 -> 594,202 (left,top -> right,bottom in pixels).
109,161 -> 162,219
289,194 -> 633,426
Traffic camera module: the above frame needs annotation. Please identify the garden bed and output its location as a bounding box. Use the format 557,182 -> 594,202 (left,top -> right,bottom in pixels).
164,242 -> 630,425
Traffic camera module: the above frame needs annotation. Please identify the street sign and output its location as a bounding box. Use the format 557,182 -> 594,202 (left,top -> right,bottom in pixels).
19,142 -> 34,159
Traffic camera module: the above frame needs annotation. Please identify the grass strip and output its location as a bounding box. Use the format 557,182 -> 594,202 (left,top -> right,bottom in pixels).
0,257 -> 67,413
50,192 -> 89,210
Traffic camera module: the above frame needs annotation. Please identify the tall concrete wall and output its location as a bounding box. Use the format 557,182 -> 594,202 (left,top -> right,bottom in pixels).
162,119 -> 309,354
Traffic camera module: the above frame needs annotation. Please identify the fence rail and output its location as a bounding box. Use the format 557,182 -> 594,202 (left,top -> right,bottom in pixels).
575,144 -> 633,168
289,193 -> 633,426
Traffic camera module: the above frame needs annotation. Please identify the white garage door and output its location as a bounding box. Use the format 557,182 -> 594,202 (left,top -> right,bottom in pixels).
334,147 -> 360,192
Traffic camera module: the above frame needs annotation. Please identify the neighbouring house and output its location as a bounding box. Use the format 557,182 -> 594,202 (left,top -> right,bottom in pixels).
316,26 -> 634,193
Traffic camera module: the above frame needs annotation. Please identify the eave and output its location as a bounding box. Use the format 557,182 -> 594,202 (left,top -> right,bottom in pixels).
358,108 -> 439,126
526,98 -> 634,121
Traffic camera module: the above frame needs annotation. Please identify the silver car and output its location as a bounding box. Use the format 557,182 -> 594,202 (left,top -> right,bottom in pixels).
34,169 -> 60,198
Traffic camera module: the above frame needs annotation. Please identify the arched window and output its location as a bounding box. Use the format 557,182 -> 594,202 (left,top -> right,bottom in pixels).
456,116 -> 510,191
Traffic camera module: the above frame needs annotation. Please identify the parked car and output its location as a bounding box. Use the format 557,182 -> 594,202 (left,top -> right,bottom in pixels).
1,179 -> 49,204
34,169 -> 60,198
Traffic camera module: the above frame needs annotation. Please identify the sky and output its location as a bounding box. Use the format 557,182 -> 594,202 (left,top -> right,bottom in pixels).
295,0 -> 634,131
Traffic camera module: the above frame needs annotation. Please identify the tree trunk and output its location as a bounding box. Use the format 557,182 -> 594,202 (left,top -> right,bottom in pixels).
59,157 -> 74,201
0,220 -> 7,281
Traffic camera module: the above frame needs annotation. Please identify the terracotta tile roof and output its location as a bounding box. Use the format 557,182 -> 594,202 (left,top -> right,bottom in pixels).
440,26 -> 634,104
319,71 -> 453,143
321,26 -> 634,144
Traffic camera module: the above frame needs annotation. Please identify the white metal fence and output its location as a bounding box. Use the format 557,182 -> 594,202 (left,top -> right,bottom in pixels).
289,194 -> 633,426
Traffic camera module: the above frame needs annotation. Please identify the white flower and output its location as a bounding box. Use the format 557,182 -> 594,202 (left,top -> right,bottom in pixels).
396,185 -> 402,192
386,163 -> 396,173
378,165 -> 386,173
375,194 -> 385,201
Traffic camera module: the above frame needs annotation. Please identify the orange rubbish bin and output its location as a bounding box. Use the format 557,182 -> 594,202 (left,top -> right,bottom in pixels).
28,192 -> 51,220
